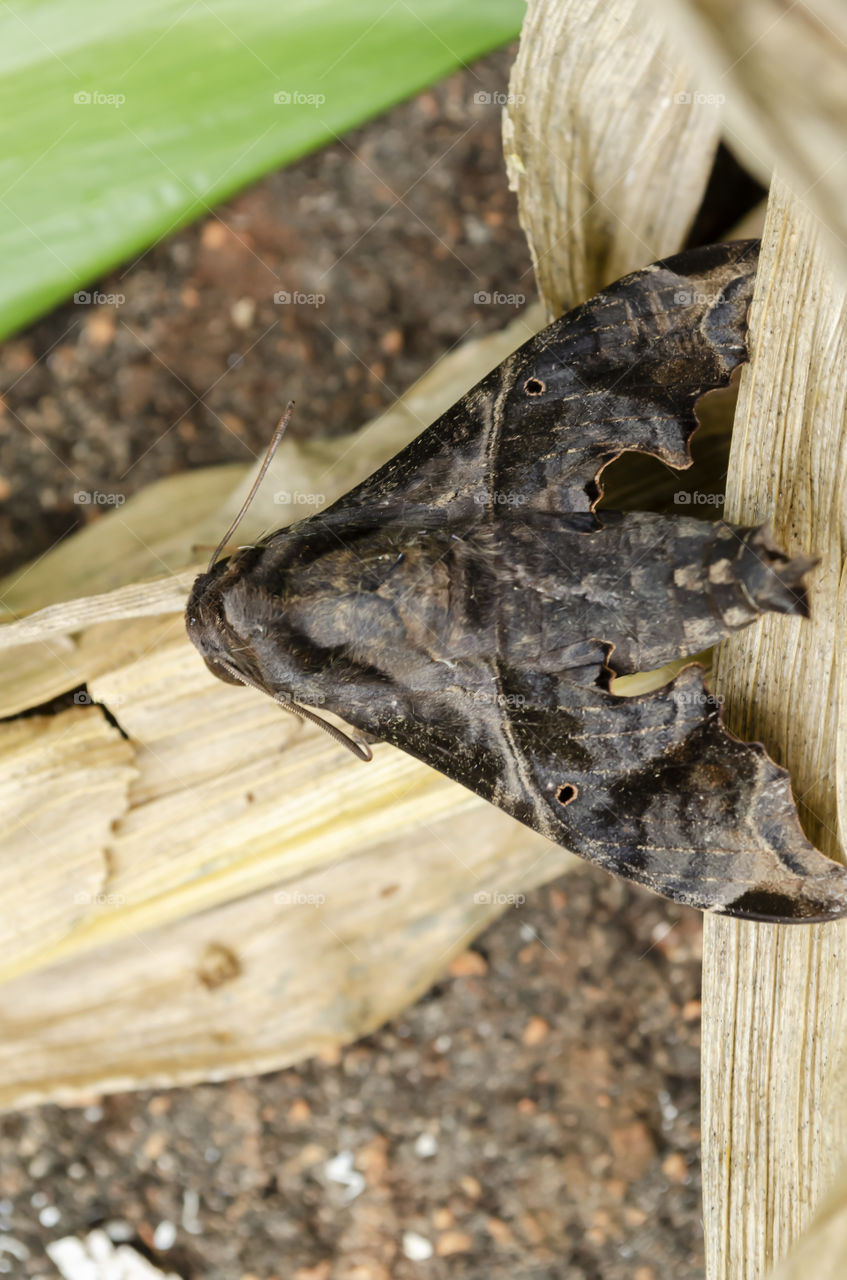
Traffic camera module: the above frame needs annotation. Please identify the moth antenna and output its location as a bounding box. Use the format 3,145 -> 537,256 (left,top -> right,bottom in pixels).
207,401 -> 295,573
216,657 -> 373,762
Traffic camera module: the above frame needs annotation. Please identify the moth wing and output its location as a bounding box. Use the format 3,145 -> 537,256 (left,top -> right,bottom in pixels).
320,240 -> 759,523
373,661 -> 847,923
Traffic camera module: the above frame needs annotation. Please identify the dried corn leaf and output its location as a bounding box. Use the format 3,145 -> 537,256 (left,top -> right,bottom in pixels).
764,1166 -> 847,1280
0,802 -> 565,1110
653,0 -> 847,280
0,708 -> 136,978
702,176 -> 847,1278
503,0 -> 720,313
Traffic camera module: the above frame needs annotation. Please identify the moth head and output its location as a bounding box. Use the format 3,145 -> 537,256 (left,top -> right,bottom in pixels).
186,401 -> 297,681
185,561 -> 251,685
185,407 -> 373,762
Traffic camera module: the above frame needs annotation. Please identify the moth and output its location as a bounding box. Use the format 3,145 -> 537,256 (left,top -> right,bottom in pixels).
187,240 -> 847,923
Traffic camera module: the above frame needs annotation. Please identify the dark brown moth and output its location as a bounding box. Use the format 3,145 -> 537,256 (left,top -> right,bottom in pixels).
187,240 -> 847,923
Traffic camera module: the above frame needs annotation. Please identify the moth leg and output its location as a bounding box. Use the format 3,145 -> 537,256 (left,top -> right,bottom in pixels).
355,729 -> 383,746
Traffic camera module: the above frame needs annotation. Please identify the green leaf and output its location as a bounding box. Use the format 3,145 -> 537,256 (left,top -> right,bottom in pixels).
0,0 -> 522,339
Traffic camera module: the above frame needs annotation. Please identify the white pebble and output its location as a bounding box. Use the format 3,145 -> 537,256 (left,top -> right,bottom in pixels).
181,1189 -> 202,1235
230,297 -> 256,330
324,1151 -> 365,1201
414,1133 -> 438,1158
402,1231 -> 433,1261
0,1238 -> 29,1261
39,1206 -> 61,1228
48,1230 -> 182,1278
104,1220 -> 135,1243
152,1221 -> 176,1250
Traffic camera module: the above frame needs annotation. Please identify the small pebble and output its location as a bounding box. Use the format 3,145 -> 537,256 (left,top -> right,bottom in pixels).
152,1220 -> 177,1250
486,1217 -> 514,1245
231,298 -> 256,330
182,1189 -> 202,1235
104,1220 -> 135,1243
201,222 -> 227,249
379,328 -> 403,355
324,1152 -> 364,1201
287,1099 -> 312,1125
522,1016 -> 549,1046
414,1133 -> 438,1159
448,950 -> 487,977
662,1152 -> 689,1184
0,1238 -> 29,1260
402,1231 -> 433,1261
435,1230 -> 472,1256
